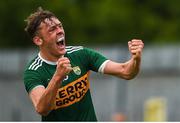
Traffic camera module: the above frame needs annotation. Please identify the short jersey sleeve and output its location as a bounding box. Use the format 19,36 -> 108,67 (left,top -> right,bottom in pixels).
83,47 -> 109,72
23,70 -> 44,93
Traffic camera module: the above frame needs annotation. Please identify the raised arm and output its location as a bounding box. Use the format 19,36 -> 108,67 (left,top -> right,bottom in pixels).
29,57 -> 72,116
104,39 -> 144,80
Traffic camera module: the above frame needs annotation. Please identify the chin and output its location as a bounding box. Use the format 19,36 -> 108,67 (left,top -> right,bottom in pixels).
60,50 -> 66,55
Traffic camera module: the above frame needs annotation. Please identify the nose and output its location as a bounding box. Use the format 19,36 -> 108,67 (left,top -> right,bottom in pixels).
56,26 -> 64,35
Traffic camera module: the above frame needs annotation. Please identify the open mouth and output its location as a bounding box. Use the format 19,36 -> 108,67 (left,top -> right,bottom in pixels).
56,37 -> 65,46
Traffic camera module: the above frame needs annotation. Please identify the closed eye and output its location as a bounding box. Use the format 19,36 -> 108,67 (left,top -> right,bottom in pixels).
48,26 -> 56,32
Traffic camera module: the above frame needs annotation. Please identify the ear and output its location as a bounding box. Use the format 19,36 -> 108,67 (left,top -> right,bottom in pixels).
33,36 -> 43,46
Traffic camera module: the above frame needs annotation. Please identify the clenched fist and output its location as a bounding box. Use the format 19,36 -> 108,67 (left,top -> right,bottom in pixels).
55,57 -> 72,79
128,39 -> 144,59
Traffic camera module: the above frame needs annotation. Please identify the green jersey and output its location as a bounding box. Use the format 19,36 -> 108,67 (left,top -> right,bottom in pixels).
23,46 -> 108,121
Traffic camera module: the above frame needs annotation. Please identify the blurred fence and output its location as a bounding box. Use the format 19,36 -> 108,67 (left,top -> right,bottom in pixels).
0,45 -> 180,121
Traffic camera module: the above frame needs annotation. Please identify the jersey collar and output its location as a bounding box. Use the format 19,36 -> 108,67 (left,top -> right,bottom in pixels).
38,53 -> 57,65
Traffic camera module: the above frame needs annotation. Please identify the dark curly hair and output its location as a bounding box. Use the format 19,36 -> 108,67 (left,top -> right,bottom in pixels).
24,7 -> 56,38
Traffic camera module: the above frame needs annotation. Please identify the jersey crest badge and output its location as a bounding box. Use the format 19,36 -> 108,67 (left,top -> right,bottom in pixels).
73,66 -> 81,75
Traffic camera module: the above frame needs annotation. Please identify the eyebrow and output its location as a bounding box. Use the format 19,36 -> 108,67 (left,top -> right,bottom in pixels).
48,23 -> 62,31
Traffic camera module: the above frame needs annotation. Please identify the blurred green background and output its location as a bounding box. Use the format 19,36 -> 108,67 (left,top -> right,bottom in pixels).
1,0 -> 180,48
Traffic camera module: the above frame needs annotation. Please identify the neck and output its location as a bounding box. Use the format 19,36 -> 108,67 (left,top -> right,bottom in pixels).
39,51 -> 64,62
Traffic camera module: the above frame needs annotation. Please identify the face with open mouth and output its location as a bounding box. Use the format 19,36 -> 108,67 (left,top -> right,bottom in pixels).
37,17 -> 66,60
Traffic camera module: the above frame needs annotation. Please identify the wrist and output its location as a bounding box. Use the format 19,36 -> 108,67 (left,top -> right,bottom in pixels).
132,54 -> 141,61
52,73 -> 64,83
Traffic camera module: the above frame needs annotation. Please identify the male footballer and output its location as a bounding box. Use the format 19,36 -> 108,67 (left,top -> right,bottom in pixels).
23,7 -> 144,121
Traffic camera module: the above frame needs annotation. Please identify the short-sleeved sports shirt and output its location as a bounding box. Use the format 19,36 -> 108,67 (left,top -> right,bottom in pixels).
23,46 -> 109,121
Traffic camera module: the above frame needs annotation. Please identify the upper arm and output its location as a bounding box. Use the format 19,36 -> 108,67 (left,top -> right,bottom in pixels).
29,85 -> 45,108
83,47 -> 108,72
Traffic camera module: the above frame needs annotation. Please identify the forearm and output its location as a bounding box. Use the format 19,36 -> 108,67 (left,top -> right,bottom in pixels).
33,57 -> 72,116
36,75 -> 63,116
122,56 -> 141,80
